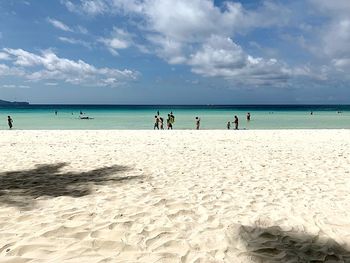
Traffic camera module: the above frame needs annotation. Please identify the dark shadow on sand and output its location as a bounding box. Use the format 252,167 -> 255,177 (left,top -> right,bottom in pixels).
0,163 -> 140,208
239,225 -> 350,262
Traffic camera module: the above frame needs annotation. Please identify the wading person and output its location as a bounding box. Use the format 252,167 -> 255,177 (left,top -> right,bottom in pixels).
7,116 -> 13,129
234,116 -> 239,130
195,117 -> 200,130
154,115 -> 159,130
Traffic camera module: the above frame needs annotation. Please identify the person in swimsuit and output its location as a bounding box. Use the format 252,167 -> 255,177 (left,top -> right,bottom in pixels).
154,115 -> 159,130
159,117 -> 164,130
227,121 -> 231,130
234,116 -> 239,130
170,112 -> 175,124
167,114 -> 173,130
247,112 -> 251,121
195,117 -> 200,130
7,116 -> 13,129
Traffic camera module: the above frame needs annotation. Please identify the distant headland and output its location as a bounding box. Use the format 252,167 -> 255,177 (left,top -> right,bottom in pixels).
0,99 -> 30,106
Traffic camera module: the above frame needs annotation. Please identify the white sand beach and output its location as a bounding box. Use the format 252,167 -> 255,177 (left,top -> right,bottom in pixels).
1,130 -> 350,263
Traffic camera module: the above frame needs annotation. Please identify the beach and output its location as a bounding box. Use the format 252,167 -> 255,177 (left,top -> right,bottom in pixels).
1,130 -> 350,262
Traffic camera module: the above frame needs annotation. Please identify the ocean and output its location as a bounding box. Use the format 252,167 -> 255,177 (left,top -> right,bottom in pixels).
0,105 -> 349,130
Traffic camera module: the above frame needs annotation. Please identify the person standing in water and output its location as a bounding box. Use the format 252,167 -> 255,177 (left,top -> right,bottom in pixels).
55,110 -> 58,115
234,116 -> 239,130
7,116 -> 13,129
159,117 -> 164,130
170,112 -> 175,127
154,115 -> 159,130
247,112 -> 251,121
195,117 -> 200,130
227,121 -> 231,130
167,114 -> 173,129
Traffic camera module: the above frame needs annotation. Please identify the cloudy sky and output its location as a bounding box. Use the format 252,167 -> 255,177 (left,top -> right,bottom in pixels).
0,0 -> 349,104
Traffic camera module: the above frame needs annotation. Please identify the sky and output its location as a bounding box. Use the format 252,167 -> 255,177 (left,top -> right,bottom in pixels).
0,0 -> 349,104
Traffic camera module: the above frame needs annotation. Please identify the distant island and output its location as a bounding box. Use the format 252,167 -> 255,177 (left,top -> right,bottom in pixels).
0,99 -> 30,106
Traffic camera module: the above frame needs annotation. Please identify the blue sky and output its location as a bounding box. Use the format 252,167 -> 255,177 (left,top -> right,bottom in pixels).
0,0 -> 349,104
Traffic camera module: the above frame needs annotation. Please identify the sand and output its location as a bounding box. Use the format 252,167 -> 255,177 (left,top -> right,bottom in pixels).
0,130 -> 350,262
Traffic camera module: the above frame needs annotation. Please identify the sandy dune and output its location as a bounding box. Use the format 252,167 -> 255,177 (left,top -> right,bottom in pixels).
0,130 -> 350,262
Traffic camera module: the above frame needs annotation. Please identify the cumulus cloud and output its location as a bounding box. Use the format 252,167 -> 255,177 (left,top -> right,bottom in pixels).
60,0 -> 295,86
0,52 -> 10,60
188,36 -> 290,86
99,28 -> 134,55
146,35 -> 186,64
62,0 -> 338,87
300,0 -> 350,71
47,18 -> 73,32
1,48 -> 138,87
0,63 -> 25,76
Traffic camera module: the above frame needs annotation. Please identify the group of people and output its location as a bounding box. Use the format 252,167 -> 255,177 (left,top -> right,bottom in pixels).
226,112 -> 251,130
154,111 -> 175,130
154,112 -> 251,130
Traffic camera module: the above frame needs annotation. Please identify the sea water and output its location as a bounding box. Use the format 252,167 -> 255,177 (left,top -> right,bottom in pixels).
0,105 -> 349,130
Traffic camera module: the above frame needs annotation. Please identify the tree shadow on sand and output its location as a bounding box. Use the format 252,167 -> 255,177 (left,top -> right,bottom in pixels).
238,225 -> 350,262
0,163 -> 140,209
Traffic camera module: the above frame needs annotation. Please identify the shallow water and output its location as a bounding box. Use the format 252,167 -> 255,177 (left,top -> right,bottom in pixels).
0,105 -> 349,130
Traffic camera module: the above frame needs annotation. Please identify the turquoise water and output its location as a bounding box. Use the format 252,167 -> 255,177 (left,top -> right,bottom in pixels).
0,105 -> 349,130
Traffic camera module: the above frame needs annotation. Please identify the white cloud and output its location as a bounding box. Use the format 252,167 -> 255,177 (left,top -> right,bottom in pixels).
2,48 -> 138,87
309,0 -> 350,15
113,0 -> 287,70
61,0 -> 108,16
304,1 -> 350,71
1,84 -> 16,88
322,19 -> 350,68
76,25 -> 88,34
188,36 -> 291,86
146,35 -> 186,64
58,37 -> 92,49
99,28 -> 133,55
47,17 -> 88,37
0,52 -> 10,60
45,82 -> 58,86
1,84 -> 30,89
0,63 -> 25,76
63,0 -> 333,87
333,58 -> 350,69
47,18 -> 73,32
